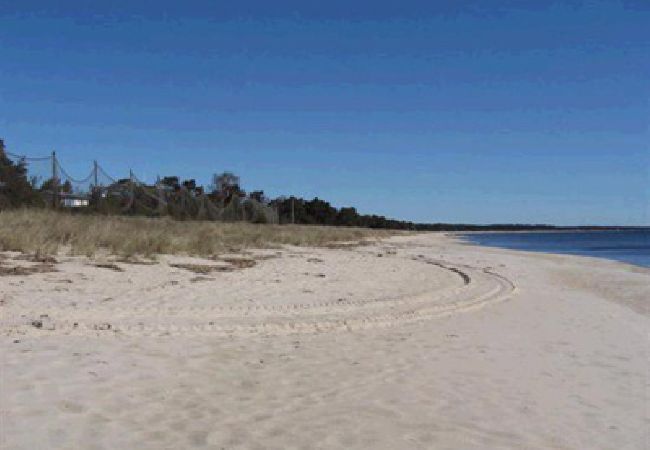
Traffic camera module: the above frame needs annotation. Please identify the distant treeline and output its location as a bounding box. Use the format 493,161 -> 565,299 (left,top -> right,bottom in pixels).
271,197 -> 643,231
0,140 -> 640,231
269,196 -> 564,231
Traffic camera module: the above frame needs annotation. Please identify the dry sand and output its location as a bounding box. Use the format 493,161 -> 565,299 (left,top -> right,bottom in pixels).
1,233 -> 648,449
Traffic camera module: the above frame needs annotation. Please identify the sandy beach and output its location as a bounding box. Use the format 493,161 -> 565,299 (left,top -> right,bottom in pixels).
1,233 -> 648,449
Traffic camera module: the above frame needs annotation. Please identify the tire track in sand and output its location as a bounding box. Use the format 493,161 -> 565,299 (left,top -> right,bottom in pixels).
2,256 -> 516,338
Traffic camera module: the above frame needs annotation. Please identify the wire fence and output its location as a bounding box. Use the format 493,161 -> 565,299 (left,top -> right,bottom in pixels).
4,149 -> 279,224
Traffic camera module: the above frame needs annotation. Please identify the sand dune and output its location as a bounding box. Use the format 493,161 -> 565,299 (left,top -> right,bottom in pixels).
1,233 -> 648,449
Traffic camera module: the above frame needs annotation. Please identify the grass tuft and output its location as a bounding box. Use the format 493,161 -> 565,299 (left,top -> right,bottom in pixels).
0,209 -> 397,257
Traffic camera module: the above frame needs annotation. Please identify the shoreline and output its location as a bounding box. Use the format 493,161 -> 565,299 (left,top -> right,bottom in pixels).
1,233 -> 648,449
453,230 -> 650,270
449,227 -> 650,234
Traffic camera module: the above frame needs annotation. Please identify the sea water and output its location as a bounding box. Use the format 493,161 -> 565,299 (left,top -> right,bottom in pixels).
462,230 -> 650,268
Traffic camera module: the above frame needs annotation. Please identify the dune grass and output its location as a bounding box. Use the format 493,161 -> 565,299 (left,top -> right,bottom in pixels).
0,209 -> 397,257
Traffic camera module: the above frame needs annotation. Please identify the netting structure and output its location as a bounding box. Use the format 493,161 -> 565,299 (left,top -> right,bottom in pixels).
3,150 -> 279,224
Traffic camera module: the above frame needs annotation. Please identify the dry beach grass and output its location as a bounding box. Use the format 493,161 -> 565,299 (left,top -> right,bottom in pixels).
0,208 -> 395,257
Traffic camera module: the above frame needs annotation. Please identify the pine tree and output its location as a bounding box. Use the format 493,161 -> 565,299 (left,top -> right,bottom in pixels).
0,139 -> 41,209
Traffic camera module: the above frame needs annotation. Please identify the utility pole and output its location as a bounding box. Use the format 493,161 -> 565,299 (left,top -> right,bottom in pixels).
128,169 -> 135,213
51,151 -> 58,209
93,160 -> 100,210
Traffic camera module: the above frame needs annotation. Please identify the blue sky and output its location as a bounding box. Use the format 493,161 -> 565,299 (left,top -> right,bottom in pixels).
1,0 -> 648,225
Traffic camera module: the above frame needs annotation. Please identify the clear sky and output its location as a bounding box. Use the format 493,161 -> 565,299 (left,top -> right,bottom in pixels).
1,0 -> 648,225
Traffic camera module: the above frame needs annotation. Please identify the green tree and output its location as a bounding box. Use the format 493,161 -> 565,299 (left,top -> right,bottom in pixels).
40,178 -> 73,194
336,207 -> 359,226
0,139 -> 41,209
210,171 -> 245,205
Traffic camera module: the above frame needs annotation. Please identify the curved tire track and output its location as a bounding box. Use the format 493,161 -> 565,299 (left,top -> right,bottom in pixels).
3,257 -> 516,337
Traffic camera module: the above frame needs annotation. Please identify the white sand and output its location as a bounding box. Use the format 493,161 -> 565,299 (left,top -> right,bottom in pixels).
1,233 -> 648,449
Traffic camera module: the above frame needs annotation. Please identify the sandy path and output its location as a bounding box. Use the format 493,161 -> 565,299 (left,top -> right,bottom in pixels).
1,233 -> 648,449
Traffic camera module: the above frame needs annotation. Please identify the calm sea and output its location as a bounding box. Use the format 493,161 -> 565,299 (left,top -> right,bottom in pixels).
462,230 -> 650,268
